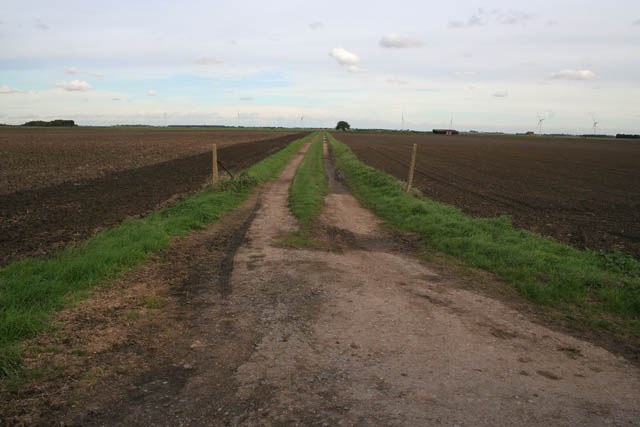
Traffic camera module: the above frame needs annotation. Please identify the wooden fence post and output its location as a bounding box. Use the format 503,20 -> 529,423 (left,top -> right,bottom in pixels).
212,143 -> 219,185
406,143 -> 417,193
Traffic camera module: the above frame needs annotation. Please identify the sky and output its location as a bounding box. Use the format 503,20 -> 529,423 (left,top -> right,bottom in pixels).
1,0 -> 639,134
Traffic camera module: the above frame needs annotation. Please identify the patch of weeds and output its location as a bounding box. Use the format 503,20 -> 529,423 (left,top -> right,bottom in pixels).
590,249 -> 640,276
71,349 -> 87,357
274,230 -> 321,249
144,295 -> 167,309
43,344 -> 61,353
24,364 -> 65,380
126,310 -> 142,321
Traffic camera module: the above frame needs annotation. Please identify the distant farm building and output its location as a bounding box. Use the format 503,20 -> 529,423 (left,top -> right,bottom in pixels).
433,129 -> 459,135
525,131 -> 534,135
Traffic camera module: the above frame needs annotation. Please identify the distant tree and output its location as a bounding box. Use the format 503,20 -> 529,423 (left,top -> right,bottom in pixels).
335,121 -> 351,131
22,119 -> 76,127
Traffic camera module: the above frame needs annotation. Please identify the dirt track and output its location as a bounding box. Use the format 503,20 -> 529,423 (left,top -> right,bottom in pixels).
2,139 -> 639,425
0,132 -> 308,266
335,132 -> 640,259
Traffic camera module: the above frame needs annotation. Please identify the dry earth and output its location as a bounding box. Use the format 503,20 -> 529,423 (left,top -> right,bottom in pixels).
2,139 -> 639,426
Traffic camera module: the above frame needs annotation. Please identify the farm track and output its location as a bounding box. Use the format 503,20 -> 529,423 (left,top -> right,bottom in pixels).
335,132 -> 640,258
0,132 -> 308,267
3,139 -> 640,425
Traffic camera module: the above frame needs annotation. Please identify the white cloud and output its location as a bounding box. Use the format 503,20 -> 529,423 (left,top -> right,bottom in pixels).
55,80 -> 92,91
0,85 -> 25,94
239,97 -> 253,101
66,67 -> 104,77
546,19 -> 560,27
549,69 -> 595,80
348,65 -> 366,73
329,47 -> 360,66
633,19 -> 640,26
194,56 -> 223,65
492,90 -> 508,98
309,21 -> 323,30
379,34 -> 422,48
146,90 -> 157,96
385,77 -> 409,85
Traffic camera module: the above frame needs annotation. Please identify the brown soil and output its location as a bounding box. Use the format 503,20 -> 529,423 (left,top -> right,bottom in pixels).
2,139 -> 639,426
0,132 -> 308,266
0,128 -> 297,195
334,132 -> 640,259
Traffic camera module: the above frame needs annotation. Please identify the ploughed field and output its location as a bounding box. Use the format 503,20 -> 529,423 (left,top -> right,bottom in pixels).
0,128 -> 308,266
334,132 -> 640,259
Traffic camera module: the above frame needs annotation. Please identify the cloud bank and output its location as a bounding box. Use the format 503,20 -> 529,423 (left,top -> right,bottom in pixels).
55,80 -> 92,91
549,69 -> 595,80
0,85 -> 25,94
379,34 -> 422,48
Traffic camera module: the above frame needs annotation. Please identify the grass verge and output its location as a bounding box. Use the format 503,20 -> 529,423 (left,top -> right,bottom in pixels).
289,137 -> 328,225
328,134 -> 639,336
0,133 -> 313,377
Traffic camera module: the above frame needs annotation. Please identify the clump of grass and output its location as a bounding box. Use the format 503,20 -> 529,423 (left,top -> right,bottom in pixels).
289,137 -> 328,225
144,295 -> 167,309
328,134 -> 640,334
0,133 -> 315,377
274,230 -> 322,249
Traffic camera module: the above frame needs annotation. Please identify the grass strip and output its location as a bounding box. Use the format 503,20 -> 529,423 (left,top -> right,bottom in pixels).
0,133 -> 313,376
289,137 -> 329,225
328,134 -> 640,335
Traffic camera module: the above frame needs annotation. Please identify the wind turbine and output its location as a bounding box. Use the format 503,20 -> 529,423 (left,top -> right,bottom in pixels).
300,113 -> 305,128
537,114 -> 545,135
401,112 -> 405,130
591,114 -> 599,134
237,112 -> 240,128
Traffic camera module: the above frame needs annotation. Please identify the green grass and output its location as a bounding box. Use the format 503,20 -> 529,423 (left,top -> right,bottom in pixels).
328,134 -> 640,334
274,230 -> 323,249
289,137 -> 329,225
0,133 -> 313,377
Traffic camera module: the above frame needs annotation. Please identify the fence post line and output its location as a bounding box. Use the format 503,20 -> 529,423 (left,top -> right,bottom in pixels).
406,143 -> 417,193
212,143 -> 219,185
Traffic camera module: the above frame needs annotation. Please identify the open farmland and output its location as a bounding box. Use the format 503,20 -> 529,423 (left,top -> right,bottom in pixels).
334,132 -> 640,259
0,127 -> 299,194
0,128 -> 308,266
